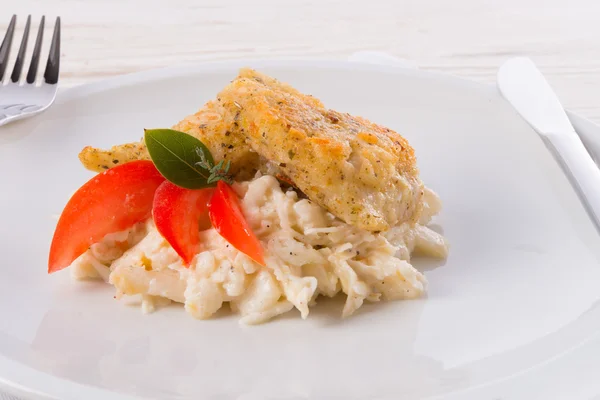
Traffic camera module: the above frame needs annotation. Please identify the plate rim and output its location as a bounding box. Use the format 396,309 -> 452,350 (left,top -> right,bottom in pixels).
1,57 -> 600,400
53,57 -> 494,102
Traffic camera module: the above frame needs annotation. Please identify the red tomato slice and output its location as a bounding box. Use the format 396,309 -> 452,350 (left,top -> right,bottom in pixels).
209,181 -> 265,266
153,181 -> 214,266
48,160 -> 165,273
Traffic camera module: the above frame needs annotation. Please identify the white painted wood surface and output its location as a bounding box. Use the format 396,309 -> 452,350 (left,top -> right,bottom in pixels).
3,0 -> 600,121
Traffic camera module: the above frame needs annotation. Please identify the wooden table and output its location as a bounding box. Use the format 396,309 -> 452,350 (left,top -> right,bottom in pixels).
5,0 -> 600,121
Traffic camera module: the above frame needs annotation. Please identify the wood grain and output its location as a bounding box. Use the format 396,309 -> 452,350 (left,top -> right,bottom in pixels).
2,0 -> 600,121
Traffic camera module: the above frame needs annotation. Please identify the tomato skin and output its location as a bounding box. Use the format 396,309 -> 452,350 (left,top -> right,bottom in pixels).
48,160 -> 165,273
209,181 -> 265,266
153,182 -> 214,265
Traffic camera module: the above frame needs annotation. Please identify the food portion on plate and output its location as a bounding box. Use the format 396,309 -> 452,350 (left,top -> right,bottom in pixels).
50,68 -> 448,324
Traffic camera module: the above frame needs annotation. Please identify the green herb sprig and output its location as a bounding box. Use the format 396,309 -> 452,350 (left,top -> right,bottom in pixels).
144,128 -> 233,189
195,148 -> 233,185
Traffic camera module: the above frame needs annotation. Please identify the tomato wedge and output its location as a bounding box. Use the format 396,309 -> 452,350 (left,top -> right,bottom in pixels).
153,181 -> 214,265
48,160 -> 165,273
209,181 -> 265,266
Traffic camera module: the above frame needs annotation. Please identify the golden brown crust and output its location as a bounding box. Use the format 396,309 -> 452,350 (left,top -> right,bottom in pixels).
79,142 -> 150,171
216,68 -> 423,231
78,68 -> 424,231
78,100 -> 260,180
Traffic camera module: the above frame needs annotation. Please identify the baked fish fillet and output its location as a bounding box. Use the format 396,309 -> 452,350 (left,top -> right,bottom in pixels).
216,68 -> 424,231
79,68 -> 424,231
78,99 -> 260,180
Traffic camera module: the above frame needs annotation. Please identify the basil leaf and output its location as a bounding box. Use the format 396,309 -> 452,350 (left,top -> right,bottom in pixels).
144,128 -> 215,189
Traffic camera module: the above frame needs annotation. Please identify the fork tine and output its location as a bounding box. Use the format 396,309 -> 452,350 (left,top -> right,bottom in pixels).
0,15 -> 17,81
43,17 -> 60,84
10,15 -> 31,83
26,16 -> 44,84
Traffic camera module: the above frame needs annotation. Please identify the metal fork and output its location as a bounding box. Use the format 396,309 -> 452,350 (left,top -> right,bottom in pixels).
0,15 -> 61,127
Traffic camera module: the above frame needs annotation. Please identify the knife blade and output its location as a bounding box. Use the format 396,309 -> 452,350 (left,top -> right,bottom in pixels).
497,57 -> 600,232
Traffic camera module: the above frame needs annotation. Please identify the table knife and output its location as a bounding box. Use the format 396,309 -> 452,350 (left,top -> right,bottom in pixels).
497,57 -> 600,231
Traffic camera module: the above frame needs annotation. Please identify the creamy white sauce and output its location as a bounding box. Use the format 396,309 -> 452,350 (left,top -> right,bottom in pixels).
71,175 -> 448,324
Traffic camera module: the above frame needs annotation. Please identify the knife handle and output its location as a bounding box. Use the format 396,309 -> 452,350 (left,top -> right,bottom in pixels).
545,132 -> 600,231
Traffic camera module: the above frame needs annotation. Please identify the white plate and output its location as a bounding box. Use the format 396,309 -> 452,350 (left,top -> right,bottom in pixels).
1,60 -> 600,400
